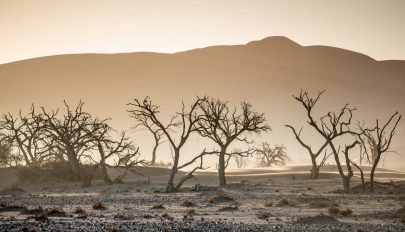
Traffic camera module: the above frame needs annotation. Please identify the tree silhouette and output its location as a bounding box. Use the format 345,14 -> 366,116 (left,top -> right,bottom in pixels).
127,96 -> 212,192
196,97 -> 270,186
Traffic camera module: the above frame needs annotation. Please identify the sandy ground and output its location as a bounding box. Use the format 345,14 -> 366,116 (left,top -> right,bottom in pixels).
1,165 -> 405,231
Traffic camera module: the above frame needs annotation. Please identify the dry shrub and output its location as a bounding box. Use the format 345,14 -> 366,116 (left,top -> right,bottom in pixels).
93,202 -> 106,210
185,209 -> 195,216
264,201 -> 273,207
160,212 -> 174,221
151,204 -> 165,209
219,205 -> 238,211
74,207 -> 86,214
114,211 -> 131,219
34,212 -> 49,221
277,198 -> 293,206
47,207 -> 66,217
143,213 -> 153,219
328,205 -> 340,215
257,212 -> 271,220
340,208 -> 353,216
208,197 -> 216,204
181,199 -> 195,207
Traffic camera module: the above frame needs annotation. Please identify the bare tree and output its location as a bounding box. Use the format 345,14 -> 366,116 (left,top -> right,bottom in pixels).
41,101 -> 107,182
285,126 -> 330,179
255,142 -> 289,167
291,90 -> 359,192
0,133 -> 18,167
196,97 -> 270,186
358,112 -> 401,192
129,111 -> 164,166
231,149 -> 250,168
127,97 -> 211,192
0,105 -> 51,166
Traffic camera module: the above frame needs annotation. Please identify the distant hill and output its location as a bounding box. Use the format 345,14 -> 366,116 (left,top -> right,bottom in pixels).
0,36 -> 404,170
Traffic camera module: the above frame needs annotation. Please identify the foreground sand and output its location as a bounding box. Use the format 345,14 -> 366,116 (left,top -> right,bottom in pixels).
1,165 -> 405,231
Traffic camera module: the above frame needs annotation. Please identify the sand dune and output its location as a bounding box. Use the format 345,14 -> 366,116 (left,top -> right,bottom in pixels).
0,36 -> 404,169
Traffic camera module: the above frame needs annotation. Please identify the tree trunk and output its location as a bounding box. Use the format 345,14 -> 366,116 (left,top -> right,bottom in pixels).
151,145 -> 157,166
342,176 -> 351,193
166,149 -> 179,193
328,141 -> 351,193
100,159 -> 112,184
218,147 -> 227,186
310,157 -> 319,179
369,153 -> 381,192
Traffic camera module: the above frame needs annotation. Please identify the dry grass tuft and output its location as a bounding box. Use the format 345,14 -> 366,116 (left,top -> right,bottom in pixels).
181,199 -> 195,207
74,207 -> 86,214
264,201 -> 273,207
257,212 -> 271,220
151,204 -> 165,209
208,197 -> 216,204
219,205 -> 238,211
277,198 -> 293,206
93,202 -> 107,210
339,208 -> 353,216
143,213 -> 153,219
185,209 -> 195,216
328,205 -> 340,215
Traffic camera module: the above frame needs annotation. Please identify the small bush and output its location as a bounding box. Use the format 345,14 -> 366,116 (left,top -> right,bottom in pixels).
257,212 -> 271,220
219,205 -> 238,211
185,209 -> 195,216
340,208 -> 353,216
143,213 -> 153,219
93,202 -> 106,210
151,204 -> 165,209
264,201 -> 273,207
47,207 -> 66,217
208,197 -> 216,204
181,199 -> 195,207
328,205 -> 340,215
277,199 -> 290,206
74,207 -> 86,214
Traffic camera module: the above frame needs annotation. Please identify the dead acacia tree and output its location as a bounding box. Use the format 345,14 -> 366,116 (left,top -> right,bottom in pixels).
285,126 -> 330,179
0,106 -> 51,166
255,142 -> 289,167
127,96 -> 212,193
113,144 -> 147,183
41,101 -> 108,183
231,149 -> 250,168
88,130 -> 145,184
358,112 -> 401,192
196,97 -> 270,186
129,111 -> 164,166
291,90 -> 360,192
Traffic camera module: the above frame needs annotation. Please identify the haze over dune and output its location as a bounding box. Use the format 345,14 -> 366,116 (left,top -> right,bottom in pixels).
1,36 -> 404,169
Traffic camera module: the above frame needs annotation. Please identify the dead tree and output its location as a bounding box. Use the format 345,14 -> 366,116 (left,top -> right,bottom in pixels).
358,112 -> 401,192
111,143 -> 147,184
292,90 -> 359,192
255,142 -> 289,167
41,101 -> 108,182
0,105 -> 51,166
93,130 -> 137,184
129,111 -> 164,166
285,125 -> 329,179
231,149 -> 250,168
196,97 -> 270,186
127,97 -> 211,193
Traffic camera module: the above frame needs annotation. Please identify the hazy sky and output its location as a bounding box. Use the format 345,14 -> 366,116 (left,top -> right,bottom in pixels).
1,0 -> 405,64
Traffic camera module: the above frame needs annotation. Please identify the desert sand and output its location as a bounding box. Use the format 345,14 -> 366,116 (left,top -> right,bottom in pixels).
1,165 -> 405,231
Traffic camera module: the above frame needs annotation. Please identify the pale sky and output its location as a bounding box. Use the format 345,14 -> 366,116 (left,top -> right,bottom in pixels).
1,0 -> 405,64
